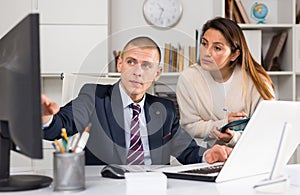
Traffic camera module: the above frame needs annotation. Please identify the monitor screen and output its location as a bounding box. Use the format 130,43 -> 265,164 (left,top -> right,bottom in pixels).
0,13 -> 52,191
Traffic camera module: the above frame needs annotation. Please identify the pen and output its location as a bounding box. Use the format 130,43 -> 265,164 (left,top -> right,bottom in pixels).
54,139 -> 65,153
61,128 -> 69,142
51,142 -> 59,152
61,128 -> 69,150
69,133 -> 80,152
75,123 -> 91,153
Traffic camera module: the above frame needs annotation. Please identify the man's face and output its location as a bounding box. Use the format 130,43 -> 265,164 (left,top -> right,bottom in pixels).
117,45 -> 162,102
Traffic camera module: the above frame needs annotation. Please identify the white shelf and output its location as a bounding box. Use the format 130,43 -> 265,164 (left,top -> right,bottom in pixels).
240,24 -> 294,29
161,72 -> 181,77
41,73 -> 63,78
267,71 -> 294,76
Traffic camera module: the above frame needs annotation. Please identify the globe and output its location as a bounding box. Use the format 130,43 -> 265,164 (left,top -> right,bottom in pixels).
251,2 -> 268,24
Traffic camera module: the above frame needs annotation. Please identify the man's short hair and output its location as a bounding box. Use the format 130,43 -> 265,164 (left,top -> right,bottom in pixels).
122,36 -> 161,63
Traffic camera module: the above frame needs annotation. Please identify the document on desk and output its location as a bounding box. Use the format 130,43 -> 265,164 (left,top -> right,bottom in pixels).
121,165 -> 165,172
125,172 -> 167,193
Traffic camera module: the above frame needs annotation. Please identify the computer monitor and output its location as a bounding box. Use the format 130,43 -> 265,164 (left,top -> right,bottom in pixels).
0,14 -> 52,191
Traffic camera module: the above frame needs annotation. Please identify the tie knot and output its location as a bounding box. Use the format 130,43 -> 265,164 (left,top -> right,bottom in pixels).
130,103 -> 141,116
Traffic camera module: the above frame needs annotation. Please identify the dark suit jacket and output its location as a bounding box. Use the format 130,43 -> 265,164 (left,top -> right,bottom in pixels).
43,82 -> 206,165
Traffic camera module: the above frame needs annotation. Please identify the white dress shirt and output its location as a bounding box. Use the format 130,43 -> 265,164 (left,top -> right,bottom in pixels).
119,83 -> 152,165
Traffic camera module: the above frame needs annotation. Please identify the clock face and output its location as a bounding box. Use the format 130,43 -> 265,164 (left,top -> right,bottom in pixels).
143,0 -> 182,28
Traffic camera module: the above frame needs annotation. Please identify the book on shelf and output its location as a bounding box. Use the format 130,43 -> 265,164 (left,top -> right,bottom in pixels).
164,43 -> 171,72
297,10 -> 300,24
163,43 -> 185,72
168,46 -> 173,72
178,45 -> 184,72
232,0 -> 244,23
263,31 -> 288,71
225,0 -> 234,20
225,0 -> 243,23
189,46 -> 196,66
171,46 -> 178,72
235,0 -> 250,24
226,0 -> 250,24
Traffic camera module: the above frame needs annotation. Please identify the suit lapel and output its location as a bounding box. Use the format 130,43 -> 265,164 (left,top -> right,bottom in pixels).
144,97 -> 165,164
105,83 -> 127,164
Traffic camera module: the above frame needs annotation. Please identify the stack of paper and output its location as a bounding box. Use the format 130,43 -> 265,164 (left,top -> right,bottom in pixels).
125,172 -> 167,194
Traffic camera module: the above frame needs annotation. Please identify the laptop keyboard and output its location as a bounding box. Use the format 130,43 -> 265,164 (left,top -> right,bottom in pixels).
180,164 -> 223,174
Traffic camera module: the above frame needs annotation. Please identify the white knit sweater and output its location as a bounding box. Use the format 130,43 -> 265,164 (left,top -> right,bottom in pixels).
176,64 -> 270,147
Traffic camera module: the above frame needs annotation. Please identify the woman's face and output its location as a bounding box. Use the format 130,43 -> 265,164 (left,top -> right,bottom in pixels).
200,28 -> 236,72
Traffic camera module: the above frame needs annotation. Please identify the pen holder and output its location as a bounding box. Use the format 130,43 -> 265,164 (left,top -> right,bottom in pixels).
53,151 -> 85,191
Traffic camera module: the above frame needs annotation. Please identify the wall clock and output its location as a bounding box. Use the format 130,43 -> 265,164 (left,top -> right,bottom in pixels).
143,0 -> 183,28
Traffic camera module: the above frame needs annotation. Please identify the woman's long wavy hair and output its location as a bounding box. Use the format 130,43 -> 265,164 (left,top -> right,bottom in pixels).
201,17 -> 275,100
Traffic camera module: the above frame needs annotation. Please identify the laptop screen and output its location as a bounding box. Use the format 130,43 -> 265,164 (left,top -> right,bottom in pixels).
155,101 -> 300,183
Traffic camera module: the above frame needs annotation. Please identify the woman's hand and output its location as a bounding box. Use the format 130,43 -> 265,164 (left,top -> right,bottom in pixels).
228,111 -> 247,122
209,126 -> 234,143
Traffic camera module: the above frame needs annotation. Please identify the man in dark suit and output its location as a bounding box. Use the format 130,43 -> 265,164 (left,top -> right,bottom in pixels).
42,36 -> 231,165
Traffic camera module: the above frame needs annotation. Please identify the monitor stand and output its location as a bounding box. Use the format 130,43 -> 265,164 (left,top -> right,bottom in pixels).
253,122 -> 291,193
0,175 -> 53,192
0,122 -> 52,192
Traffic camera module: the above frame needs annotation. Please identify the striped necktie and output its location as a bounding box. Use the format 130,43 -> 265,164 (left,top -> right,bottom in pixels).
127,103 -> 144,165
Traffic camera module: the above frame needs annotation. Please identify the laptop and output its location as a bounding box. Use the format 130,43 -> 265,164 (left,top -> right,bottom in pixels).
155,100 -> 300,183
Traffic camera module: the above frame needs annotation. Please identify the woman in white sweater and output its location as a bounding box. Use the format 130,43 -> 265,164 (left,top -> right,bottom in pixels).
176,17 -> 275,147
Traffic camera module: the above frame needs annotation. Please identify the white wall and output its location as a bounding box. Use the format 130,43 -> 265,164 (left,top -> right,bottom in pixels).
0,0 -> 32,38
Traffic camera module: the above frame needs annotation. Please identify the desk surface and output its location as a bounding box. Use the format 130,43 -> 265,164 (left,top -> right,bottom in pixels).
3,166 -> 300,195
